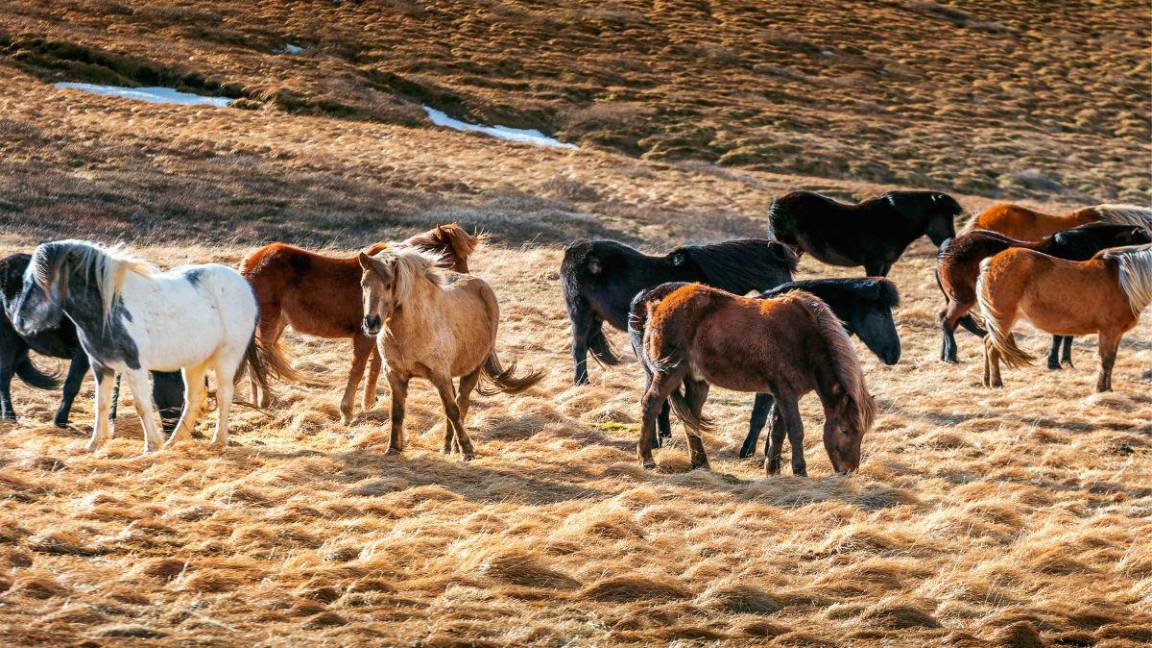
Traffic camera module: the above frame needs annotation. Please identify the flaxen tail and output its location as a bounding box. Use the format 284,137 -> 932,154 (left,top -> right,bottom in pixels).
804,294 -> 876,436
478,352 -> 543,396
976,258 -> 1034,367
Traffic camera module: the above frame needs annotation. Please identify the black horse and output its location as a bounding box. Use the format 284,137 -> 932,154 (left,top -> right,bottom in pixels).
0,253 -> 184,430
561,238 -> 797,385
935,223 -> 1151,368
734,279 -> 901,460
768,190 -> 963,276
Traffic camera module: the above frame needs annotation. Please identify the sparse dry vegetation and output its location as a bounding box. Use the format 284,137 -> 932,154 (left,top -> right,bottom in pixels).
0,1 -> 1150,646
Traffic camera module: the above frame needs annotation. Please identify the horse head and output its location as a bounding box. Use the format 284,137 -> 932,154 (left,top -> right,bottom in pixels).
847,279 -> 901,366
1051,224 -> 1152,259
923,193 -> 962,247
11,244 -> 73,335
359,248 -> 441,335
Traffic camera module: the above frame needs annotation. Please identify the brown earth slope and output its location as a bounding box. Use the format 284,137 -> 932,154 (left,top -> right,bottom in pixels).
2,0 -> 1149,202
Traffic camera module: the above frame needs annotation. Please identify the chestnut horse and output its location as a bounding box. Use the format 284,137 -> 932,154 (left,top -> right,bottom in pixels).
977,244 -> 1152,392
629,283 -> 876,476
359,248 -> 542,460
242,224 -> 479,422
971,203 -> 1152,241
937,223 -> 1149,365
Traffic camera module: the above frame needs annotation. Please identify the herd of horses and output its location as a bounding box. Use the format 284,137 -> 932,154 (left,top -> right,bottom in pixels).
2,193 -> 1151,476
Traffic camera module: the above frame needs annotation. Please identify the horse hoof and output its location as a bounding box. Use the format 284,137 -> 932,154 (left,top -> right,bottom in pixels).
641,460 -> 656,470
386,446 -> 404,455
461,453 -> 475,462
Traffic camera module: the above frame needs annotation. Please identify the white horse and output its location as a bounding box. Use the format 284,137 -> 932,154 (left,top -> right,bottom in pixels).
10,240 -> 270,452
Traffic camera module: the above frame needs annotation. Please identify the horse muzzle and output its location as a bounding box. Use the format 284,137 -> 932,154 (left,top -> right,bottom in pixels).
362,315 -> 383,336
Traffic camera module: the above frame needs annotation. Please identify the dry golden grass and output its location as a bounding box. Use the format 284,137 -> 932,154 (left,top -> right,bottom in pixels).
0,2 -> 1150,646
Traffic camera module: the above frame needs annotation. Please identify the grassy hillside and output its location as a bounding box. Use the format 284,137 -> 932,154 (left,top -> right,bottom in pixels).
0,1 -> 1149,647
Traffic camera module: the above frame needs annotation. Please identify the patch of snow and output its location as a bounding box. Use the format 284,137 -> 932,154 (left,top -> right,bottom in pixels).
54,82 -> 233,107
821,50 -> 836,57
421,106 -> 576,149
282,44 -> 305,54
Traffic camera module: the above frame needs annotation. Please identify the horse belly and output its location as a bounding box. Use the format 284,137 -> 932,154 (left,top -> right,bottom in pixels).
1018,292 -> 1100,336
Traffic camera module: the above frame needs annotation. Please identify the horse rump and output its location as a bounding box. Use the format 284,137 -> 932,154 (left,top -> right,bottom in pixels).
975,258 -> 1034,368
477,352 -> 544,396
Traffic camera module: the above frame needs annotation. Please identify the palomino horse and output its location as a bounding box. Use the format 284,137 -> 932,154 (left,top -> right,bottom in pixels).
977,244 -> 1152,392
768,190 -> 962,276
359,248 -> 541,460
629,283 -> 876,476
242,224 -> 479,422
10,240 -> 273,452
0,252 -> 185,428
971,203 -> 1152,241
561,238 -> 796,386
937,224 -> 1150,365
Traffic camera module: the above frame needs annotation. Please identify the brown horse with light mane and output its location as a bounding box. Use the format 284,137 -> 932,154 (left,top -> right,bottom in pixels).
359,247 -> 541,460
971,203 -> 1151,241
977,244 -> 1152,392
242,224 -> 479,422
628,283 -> 876,476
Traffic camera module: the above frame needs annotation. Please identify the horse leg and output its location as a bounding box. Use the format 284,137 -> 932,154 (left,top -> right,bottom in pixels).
386,371 -> 409,454
0,350 -> 15,421
430,373 -> 475,460
165,364 -> 208,448
682,379 -> 711,469
1061,336 -> 1074,368
109,373 -> 121,429
865,261 -> 891,277
569,300 -> 595,386
740,393 -> 771,459
982,339 -> 1004,388
448,369 -> 483,455
638,368 -> 686,469
776,394 -> 807,477
210,367 -> 235,449
765,402 -> 787,475
939,301 -> 967,363
122,369 -> 165,453
1096,332 -> 1119,393
363,344 -> 382,411
1047,336 -> 1063,370
87,366 -> 115,451
54,349 -> 89,428
658,399 -> 673,441
340,333 -> 374,424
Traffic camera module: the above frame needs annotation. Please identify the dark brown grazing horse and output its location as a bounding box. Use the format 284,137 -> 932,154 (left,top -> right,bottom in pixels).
629,283 -> 876,476
242,224 -> 480,422
971,203 -> 1152,242
936,223 -> 1150,365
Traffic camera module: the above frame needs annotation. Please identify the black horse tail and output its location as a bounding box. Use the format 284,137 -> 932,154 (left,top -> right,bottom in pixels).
478,352 -> 543,396
14,355 -> 60,390
587,325 -> 620,366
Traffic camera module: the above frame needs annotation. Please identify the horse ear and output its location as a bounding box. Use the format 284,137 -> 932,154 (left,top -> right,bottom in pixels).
358,252 -> 373,270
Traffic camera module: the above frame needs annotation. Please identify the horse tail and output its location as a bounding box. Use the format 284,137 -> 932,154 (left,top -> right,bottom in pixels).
14,354 -> 60,390
478,352 -> 543,396
667,384 -> 715,432
976,257 -> 1034,367
804,294 -> 875,436
1095,205 -> 1152,232
587,325 -> 620,366
236,334 -> 272,397
258,336 -> 319,385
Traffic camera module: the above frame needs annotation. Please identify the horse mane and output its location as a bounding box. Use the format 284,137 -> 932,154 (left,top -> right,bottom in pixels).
764,278 -> 899,310
401,223 -> 483,272
1094,204 -> 1152,231
30,240 -> 154,324
1101,244 -> 1152,315
676,239 -> 797,294
371,247 -> 445,307
789,291 -> 875,435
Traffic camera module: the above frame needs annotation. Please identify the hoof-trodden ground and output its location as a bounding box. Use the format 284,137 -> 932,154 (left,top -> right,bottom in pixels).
0,1 -> 1150,646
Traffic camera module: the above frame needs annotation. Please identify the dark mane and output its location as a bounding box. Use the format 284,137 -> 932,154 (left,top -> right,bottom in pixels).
762,277 -> 900,309
676,239 -> 797,295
